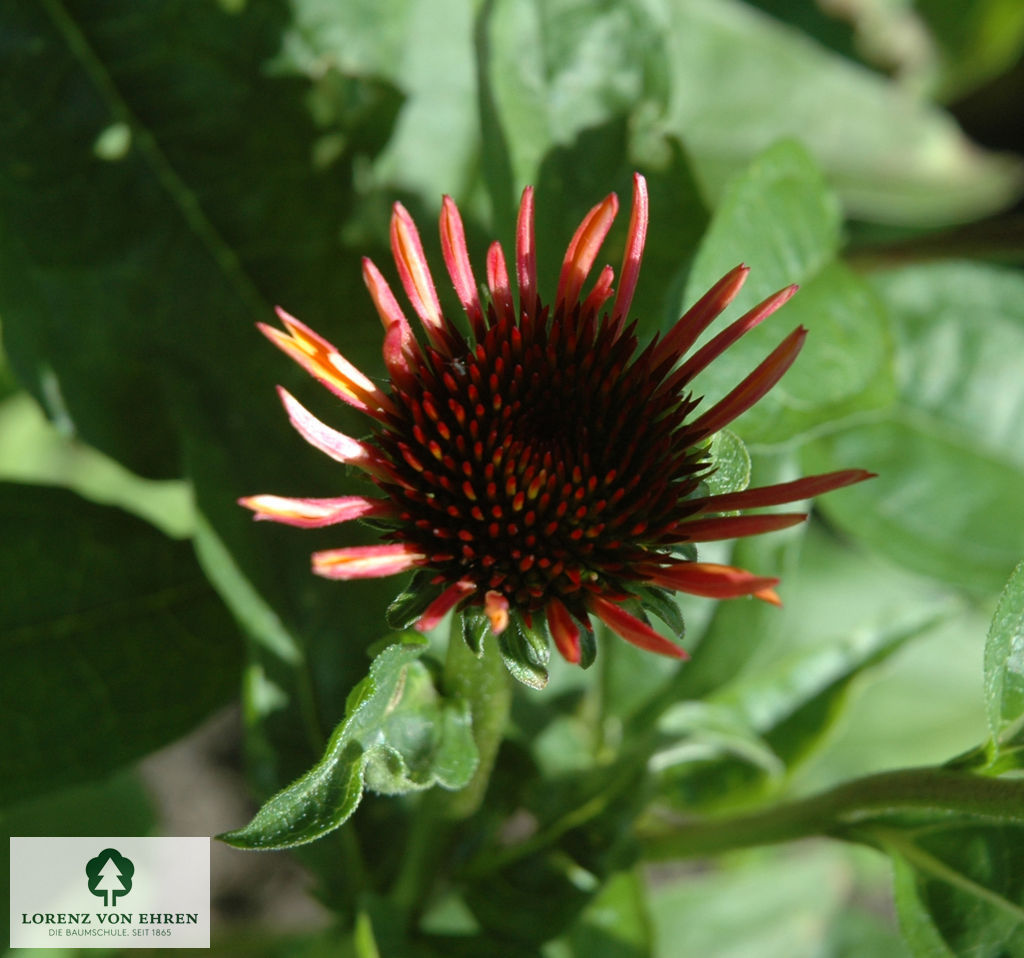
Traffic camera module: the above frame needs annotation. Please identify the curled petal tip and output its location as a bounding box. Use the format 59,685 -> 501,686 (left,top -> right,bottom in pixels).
485,590 -> 511,635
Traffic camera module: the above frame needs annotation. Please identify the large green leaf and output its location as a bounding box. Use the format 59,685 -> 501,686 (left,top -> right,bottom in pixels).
804,261 -> 1024,595
660,0 -> 1023,225
0,0 -> 407,792
654,604 -> 939,811
277,0 -> 478,204
220,635 -> 478,850
683,141 -> 895,447
0,482 -> 242,806
483,0 -> 666,195
648,843 -> 902,958
886,822 -> 1024,957
985,560 -> 1024,751
562,868 -> 653,958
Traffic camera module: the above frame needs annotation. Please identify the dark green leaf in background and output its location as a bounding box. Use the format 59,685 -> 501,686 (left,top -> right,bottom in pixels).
0,0 -> 407,794
0,482 -> 242,807
915,0 -> 1024,101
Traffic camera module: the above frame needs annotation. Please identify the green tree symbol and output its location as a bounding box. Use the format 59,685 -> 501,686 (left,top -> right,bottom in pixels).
85,848 -> 134,906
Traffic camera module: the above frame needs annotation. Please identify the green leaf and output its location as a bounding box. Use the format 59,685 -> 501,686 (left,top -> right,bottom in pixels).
684,141 -> 895,446
701,428 -> 750,499
484,0 -> 666,192
0,482 -> 242,806
0,392 -> 193,538
985,560 -> 1024,749
885,823 -> 1024,957
660,0 -> 1024,225
657,599 -> 945,812
220,635 -> 478,850
652,701 -> 783,779
562,868 -> 653,958
533,120 -> 709,333
279,0 -> 479,205
648,843 -> 882,958
0,0 -> 410,773
804,261 -> 1024,595
635,586 -> 686,641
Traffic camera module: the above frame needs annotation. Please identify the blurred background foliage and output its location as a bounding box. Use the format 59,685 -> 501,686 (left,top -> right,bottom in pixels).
2,0 -> 1024,955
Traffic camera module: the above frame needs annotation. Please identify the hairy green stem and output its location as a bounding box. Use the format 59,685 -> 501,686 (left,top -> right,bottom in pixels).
442,623 -> 513,819
390,621 -> 511,920
640,767 -> 1024,861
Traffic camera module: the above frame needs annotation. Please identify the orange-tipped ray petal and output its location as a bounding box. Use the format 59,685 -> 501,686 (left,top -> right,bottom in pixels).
516,186 -> 538,318
440,196 -> 485,339
391,202 -> 444,337
610,172 -> 649,334
642,561 -> 780,599
239,494 -> 395,528
277,387 -> 387,477
312,543 -> 425,580
556,192 -> 619,312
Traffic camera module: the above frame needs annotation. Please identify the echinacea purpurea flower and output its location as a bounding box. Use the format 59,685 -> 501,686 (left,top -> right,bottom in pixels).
242,174 -> 872,666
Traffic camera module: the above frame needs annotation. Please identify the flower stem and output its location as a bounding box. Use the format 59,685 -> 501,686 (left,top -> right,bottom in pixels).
639,767 -> 1024,861
442,620 -> 512,820
389,619 -> 511,921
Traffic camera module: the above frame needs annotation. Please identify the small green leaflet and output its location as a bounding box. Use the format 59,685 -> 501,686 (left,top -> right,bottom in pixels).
220,634 -> 478,850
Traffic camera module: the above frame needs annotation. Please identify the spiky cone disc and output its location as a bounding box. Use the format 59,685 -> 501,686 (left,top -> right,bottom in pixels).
242,174 -> 873,683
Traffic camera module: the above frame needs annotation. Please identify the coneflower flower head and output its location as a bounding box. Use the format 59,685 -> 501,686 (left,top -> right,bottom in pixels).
242,175 -> 871,679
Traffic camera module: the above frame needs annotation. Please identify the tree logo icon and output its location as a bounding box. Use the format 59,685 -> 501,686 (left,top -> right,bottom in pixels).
85,848 -> 135,906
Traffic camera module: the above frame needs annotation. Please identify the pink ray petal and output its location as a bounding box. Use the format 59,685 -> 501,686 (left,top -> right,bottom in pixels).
672,284 -> 798,384
642,561 -> 780,599
312,543 -> 425,580
610,172 -> 649,334
417,578 -> 476,631
440,196 -> 485,339
238,494 -> 395,528
260,308 -> 394,419
556,192 -> 619,313
651,265 -> 749,370
546,597 -> 582,664
688,469 -> 876,514
582,264 -> 615,317
588,594 -> 687,659
671,512 -> 807,542
277,386 -> 385,477
516,186 -> 538,318
362,257 -> 418,377
688,326 -> 807,440
391,202 -> 445,338
486,241 -> 516,326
